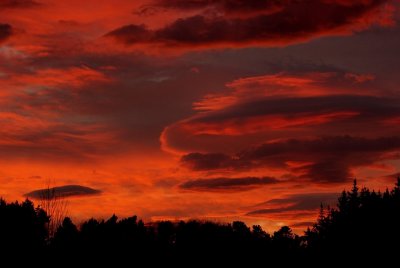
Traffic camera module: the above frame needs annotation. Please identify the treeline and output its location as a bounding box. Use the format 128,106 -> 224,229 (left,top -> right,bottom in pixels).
1,179 -> 400,264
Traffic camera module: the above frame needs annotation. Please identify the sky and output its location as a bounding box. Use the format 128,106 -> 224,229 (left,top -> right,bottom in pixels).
1,0 -> 400,233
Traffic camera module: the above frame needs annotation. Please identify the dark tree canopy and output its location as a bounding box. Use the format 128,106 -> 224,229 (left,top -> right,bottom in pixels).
1,178 -> 400,265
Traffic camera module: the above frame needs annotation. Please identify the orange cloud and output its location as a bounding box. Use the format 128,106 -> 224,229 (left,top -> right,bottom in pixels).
193,72 -> 377,111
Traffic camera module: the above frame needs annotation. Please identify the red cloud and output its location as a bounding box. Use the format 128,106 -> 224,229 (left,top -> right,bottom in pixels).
108,0 -> 393,49
162,71 -> 400,183
161,72 -> 398,154
0,63 -> 117,162
0,109 -> 116,162
13,66 -> 110,88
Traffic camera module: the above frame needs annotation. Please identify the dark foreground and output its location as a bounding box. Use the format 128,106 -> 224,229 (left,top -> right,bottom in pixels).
1,179 -> 400,265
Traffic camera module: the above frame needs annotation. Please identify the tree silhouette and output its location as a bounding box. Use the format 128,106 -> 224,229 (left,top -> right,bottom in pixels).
0,199 -> 48,256
38,185 -> 68,238
52,217 -> 79,249
305,177 -> 400,262
1,178 -> 400,264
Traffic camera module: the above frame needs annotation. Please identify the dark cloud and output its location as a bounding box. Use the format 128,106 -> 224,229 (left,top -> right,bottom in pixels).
191,95 -> 399,124
0,0 -> 40,9
25,185 -> 101,199
180,176 -> 279,192
145,0 -> 283,13
58,20 -> 82,27
296,160 -> 352,183
180,152 -> 248,171
106,24 -> 152,44
162,90 -> 400,155
109,0 -> 390,48
0,23 -> 12,43
239,136 -> 400,159
247,192 -> 338,215
181,136 -> 400,183
290,221 -> 315,228
0,44 -> 249,161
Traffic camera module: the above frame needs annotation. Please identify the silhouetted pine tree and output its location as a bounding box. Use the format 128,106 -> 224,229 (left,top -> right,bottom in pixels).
1,178 -> 400,265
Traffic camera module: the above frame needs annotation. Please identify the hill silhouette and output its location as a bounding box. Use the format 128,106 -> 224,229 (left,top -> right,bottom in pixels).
1,178 -> 400,265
